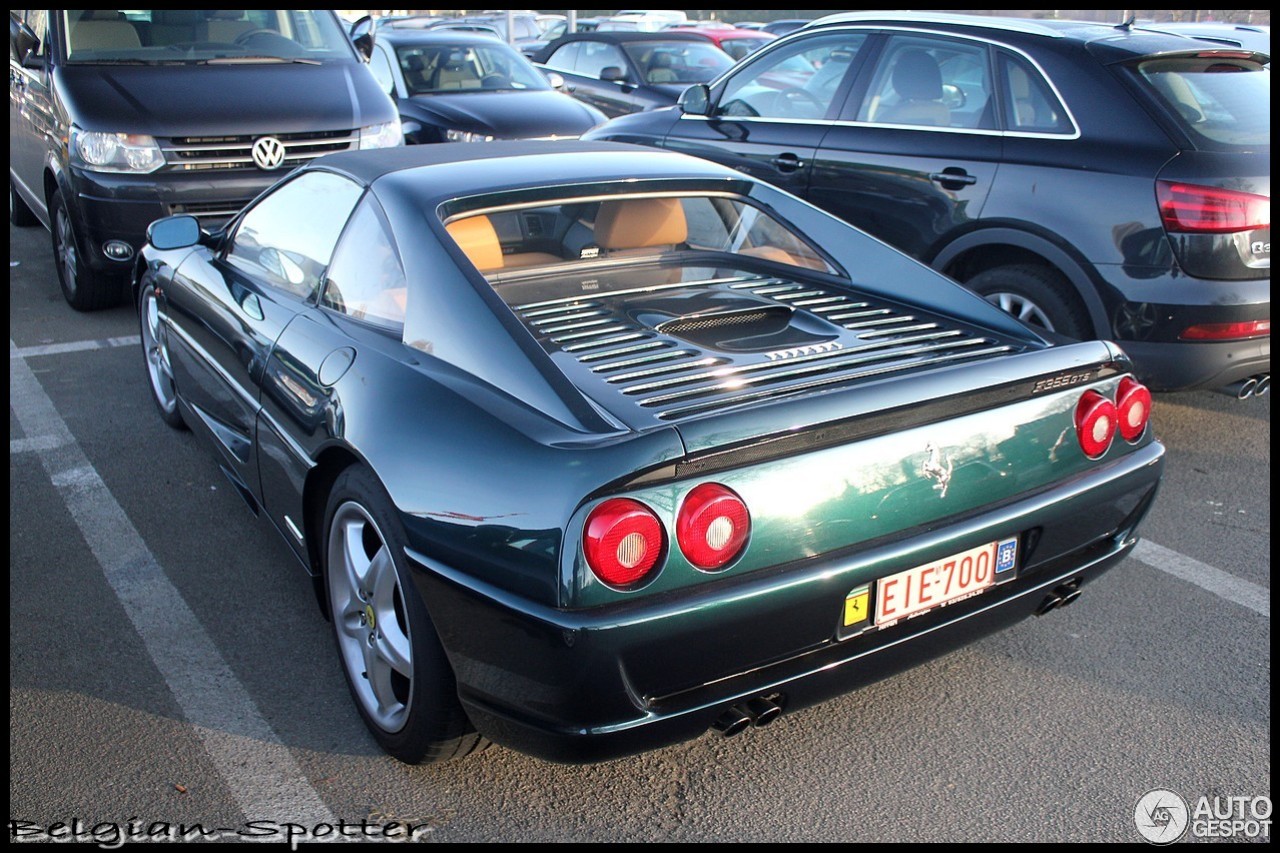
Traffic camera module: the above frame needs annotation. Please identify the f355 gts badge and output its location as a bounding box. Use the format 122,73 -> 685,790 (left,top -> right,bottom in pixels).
923,443 -> 954,498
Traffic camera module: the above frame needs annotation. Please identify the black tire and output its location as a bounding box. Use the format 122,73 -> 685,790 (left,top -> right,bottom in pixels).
49,187 -> 123,311
137,277 -> 187,429
966,264 -> 1090,340
10,180 -> 39,227
323,466 -> 486,764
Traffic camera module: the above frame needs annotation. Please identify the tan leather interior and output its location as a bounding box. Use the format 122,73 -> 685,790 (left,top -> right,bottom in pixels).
594,198 -> 688,252
446,216 -> 562,272
447,216 -> 505,271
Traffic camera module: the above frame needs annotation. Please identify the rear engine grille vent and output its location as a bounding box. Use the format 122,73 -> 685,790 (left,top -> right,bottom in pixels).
513,275 -> 1022,423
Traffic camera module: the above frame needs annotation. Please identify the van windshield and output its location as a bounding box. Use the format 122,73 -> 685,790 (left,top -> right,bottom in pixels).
61,10 -> 354,64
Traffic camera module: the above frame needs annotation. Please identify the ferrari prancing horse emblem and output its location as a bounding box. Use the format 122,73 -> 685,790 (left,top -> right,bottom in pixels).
923,442 -> 954,498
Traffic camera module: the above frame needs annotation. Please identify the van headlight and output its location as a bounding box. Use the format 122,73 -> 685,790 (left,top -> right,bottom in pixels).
358,119 -> 403,149
70,129 -> 165,173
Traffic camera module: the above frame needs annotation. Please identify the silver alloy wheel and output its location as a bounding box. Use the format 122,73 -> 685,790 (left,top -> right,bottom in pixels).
141,287 -> 179,417
983,291 -> 1056,332
327,501 -> 413,733
55,204 -> 78,293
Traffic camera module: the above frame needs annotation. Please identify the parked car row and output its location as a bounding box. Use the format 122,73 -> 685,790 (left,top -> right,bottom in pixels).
584,11 -> 1271,393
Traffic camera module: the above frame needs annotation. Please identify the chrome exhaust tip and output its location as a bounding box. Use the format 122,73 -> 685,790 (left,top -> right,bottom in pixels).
1254,374 -> 1270,397
744,696 -> 783,728
712,707 -> 753,738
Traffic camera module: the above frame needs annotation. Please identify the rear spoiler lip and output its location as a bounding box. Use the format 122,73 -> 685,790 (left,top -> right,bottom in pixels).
604,340 -> 1131,486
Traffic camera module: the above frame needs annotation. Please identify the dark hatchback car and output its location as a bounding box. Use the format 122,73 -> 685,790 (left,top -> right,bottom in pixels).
364,29 -> 605,143
585,12 -> 1270,392
533,30 -> 734,117
133,141 -> 1162,764
8,9 -> 398,310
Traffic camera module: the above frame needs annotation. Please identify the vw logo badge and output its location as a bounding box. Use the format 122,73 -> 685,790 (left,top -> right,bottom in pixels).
251,136 -> 286,170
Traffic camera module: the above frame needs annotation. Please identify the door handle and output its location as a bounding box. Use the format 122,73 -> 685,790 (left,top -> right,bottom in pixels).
929,169 -> 977,188
771,153 -> 804,173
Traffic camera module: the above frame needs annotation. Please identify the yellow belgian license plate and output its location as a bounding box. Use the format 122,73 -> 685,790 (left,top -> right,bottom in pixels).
841,537 -> 1018,636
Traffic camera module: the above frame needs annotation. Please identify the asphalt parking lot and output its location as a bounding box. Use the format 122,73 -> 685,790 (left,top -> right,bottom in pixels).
9,219 -> 1270,843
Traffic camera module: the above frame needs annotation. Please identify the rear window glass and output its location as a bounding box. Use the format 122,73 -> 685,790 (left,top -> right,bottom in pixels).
440,193 -> 837,284
1134,56 -> 1269,147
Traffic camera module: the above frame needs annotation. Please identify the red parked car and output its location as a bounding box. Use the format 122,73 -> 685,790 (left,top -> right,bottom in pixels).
666,25 -> 776,61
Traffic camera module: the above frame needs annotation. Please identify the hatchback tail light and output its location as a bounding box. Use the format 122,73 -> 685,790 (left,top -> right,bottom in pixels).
1115,377 -> 1152,443
1157,181 -> 1270,234
583,498 -> 665,588
1075,390 -> 1117,459
1179,320 -> 1271,341
676,483 -> 750,571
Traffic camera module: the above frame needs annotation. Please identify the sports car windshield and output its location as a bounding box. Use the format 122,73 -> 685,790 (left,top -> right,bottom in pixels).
61,10 -> 353,64
396,43 -> 550,94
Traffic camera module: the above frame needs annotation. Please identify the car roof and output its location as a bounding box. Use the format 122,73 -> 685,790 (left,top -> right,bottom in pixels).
806,12 -> 1263,60
309,140 -> 739,191
541,30 -> 712,45
375,28 -> 509,47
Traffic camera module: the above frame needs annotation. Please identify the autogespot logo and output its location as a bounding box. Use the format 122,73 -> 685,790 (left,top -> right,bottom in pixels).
1135,789 -> 1189,844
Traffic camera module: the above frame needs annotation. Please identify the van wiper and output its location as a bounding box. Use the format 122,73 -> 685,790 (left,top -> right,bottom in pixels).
205,55 -> 322,65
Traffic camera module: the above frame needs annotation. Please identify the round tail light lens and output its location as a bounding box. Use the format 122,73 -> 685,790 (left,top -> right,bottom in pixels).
1115,377 -> 1152,443
583,498 -> 664,588
1075,390 -> 1117,459
676,483 -> 750,571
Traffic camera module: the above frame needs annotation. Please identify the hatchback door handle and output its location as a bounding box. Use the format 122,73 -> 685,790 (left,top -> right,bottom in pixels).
929,169 -> 977,187
771,153 -> 804,172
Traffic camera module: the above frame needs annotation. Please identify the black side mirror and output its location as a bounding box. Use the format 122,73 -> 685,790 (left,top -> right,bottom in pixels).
147,215 -> 202,251
600,66 -> 628,84
349,15 -> 374,62
678,84 -> 711,116
10,15 -> 40,66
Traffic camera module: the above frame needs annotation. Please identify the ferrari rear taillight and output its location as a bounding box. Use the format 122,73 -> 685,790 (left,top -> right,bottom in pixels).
583,498 -> 665,588
1157,181 -> 1270,234
1075,390 -> 1118,459
676,483 -> 750,571
1115,377 -> 1152,443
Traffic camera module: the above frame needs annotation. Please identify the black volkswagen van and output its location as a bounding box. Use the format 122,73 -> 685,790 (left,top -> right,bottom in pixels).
9,10 -> 399,309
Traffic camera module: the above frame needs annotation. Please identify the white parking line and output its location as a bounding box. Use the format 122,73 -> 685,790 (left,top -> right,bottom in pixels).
1131,539 -> 1269,618
9,340 -> 335,825
9,335 -> 141,359
10,434 -> 72,455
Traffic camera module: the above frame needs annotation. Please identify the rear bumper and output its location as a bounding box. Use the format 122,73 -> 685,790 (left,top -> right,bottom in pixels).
408,442 -> 1164,764
1093,263 -> 1269,391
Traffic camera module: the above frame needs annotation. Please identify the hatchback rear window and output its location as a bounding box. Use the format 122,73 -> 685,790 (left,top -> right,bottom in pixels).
1133,55 -> 1269,148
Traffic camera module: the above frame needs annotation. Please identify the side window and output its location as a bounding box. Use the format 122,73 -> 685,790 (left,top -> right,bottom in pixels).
369,42 -> 396,95
856,35 -> 995,130
577,41 -> 628,80
544,41 -> 581,73
716,33 -> 866,121
998,52 -> 1073,134
225,172 -> 363,299
322,198 -> 407,330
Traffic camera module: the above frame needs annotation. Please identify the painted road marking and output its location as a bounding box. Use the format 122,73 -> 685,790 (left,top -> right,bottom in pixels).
10,335 -> 141,359
1131,539 -> 1269,618
9,339 -> 335,825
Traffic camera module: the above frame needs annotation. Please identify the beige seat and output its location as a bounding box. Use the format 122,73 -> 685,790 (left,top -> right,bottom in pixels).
646,52 -> 679,84
200,10 -> 257,43
69,11 -> 141,53
148,9 -> 198,46
445,216 -> 560,272
434,52 -> 477,90
594,198 -> 688,258
873,50 -> 951,128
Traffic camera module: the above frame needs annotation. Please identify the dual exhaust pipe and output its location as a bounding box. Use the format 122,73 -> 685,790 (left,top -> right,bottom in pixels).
1035,579 -> 1083,616
1221,374 -> 1270,400
712,695 -> 784,737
